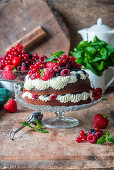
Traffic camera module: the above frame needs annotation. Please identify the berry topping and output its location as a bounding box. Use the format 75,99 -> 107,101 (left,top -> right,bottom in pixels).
12,57 -> 22,66
53,66 -> 61,73
21,65 -> 27,73
87,132 -> 92,136
60,69 -> 70,76
44,68 -> 54,80
95,132 -> 103,139
50,94 -> 57,100
30,73 -> 37,80
87,134 -> 97,144
75,73 -> 80,80
46,62 -> 58,69
39,55 -> 47,63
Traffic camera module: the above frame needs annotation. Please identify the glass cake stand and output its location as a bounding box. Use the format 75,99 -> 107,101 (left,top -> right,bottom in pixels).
16,90 -> 102,129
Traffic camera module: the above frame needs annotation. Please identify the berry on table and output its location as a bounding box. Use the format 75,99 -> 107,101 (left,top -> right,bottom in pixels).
87,132 -> 92,136
4,99 -> 17,113
76,136 -> 82,143
94,127 -> 100,132
87,134 -> 97,144
80,130 -> 85,136
88,129 -> 96,134
95,132 -> 103,139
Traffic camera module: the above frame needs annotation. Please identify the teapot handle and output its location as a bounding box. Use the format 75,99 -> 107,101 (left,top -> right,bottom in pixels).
105,67 -> 114,90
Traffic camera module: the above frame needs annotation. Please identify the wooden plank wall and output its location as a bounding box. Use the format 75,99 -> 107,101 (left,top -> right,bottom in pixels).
46,0 -> 114,50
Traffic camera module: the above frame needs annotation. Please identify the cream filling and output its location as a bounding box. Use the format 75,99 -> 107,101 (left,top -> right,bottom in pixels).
24,71 -> 89,91
22,90 -> 93,103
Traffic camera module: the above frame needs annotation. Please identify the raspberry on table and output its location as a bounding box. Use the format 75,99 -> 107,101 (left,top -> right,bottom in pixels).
87,134 -> 97,144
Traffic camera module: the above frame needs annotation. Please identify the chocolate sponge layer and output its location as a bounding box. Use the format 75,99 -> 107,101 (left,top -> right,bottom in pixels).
27,78 -> 92,95
25,96 -> 91,106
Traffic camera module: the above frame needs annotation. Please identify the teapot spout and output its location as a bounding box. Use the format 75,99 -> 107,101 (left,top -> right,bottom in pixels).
78,29 -> 88,41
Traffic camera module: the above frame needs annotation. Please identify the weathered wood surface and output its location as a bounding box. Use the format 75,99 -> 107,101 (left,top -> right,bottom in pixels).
46,0 -> 114,50
0,0 -> 70,56
0,91 -> 114,169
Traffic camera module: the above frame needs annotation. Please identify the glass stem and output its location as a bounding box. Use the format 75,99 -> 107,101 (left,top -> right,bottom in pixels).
55,111 -> 65,120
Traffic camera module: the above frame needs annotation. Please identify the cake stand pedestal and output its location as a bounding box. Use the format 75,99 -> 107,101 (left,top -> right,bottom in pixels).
16,91 -> 102,129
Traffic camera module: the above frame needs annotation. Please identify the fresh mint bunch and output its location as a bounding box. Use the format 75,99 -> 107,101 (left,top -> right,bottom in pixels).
97,130 -> 114,144
45,51 -> 65,62
71,36 -> 114,76
21,119 -> 48,133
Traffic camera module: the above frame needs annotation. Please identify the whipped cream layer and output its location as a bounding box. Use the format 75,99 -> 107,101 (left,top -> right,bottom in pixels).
22,90 -> 93,103
24,71 -> 89,91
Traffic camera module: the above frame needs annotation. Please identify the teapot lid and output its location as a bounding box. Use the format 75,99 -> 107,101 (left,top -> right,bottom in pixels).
88,18 -> 112,32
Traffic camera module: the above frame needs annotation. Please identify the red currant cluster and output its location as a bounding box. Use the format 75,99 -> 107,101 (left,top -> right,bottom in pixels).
0,43 -> 39,71
92,88 -> 102,100
58,55 -> 82,69
76,128 -> 103,144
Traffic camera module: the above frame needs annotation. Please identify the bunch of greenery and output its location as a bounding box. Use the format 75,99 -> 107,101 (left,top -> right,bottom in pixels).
71,36 -> 114,76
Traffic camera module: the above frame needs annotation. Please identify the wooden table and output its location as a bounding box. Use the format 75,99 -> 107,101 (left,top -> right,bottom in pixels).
0,91 -> 114,169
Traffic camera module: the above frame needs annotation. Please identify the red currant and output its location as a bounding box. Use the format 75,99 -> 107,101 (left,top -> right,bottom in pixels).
76,136 -> 82,143
94,127 -> 100,132
80,130 -> 85,136
82,135 -> 87,140
87,132 -> 92,136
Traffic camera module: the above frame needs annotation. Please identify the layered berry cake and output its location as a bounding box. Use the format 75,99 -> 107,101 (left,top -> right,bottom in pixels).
22,52 -> 100,106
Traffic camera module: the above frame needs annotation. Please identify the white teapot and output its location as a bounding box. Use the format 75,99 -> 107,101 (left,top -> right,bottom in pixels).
78,18 -> 114,46
78,18 -> 114,93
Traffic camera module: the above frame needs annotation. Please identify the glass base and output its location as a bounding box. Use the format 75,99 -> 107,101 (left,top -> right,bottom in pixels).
42,117 -> 79,129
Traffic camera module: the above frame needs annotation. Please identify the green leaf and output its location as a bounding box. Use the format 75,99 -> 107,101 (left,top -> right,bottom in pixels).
76,51 -> 83,59
74,48 -> 77,52
92,57 -> 102,62
106,130 -> 110,138
36,128 -> 49,133
86,46 -> 96,55
45,56 -> 55,62
107,137 -> 114,143
102,98 -> 108,100
71,52 -> 77,59
21,121 -> 34,129
100,48 -> 108,60
97,137 -> 106,144
106,45 -> 114,55
55,51 -> 65,57
98,61 -> 105,71
40,69 -> 45,77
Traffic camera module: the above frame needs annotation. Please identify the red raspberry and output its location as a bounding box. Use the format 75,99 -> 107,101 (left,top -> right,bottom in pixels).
60,69 -> 70,76
3,65 -> 17,80
41,75 -> 49,81
65,63 -> 71,69
76,136 -> 82,143
46,62 -> 58,69
44,68 -> 54,79
87,134 -> 97,144
12,57 -> 22,66
50,94 -> 57,100
30,73 -> 37,80
53,66 -> 61,73
95,132 -> 103,139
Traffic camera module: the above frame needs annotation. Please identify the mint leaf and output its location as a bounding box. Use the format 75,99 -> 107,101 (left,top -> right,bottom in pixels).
97,137 -> 106,144
106,130 -> 110,138
45,56 -> 55,62
55,51 -> 65,57
21,121 -> 34,129
107,137 -> 114,143
40,69 -> 45,77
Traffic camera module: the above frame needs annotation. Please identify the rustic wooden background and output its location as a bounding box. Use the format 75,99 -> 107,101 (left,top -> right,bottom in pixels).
46,0 -> 114,50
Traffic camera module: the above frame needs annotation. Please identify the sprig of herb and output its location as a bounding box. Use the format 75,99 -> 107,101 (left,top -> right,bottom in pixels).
45,51 -> 65,62
21,119 -> 48,133
71,36 -> 114,76
97,130 -> 114,144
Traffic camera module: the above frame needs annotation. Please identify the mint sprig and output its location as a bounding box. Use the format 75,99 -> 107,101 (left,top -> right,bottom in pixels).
71,36 -> 114,76
45,51 -> 65,62
21,119 -> 48,133
97,130 -> 114,144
